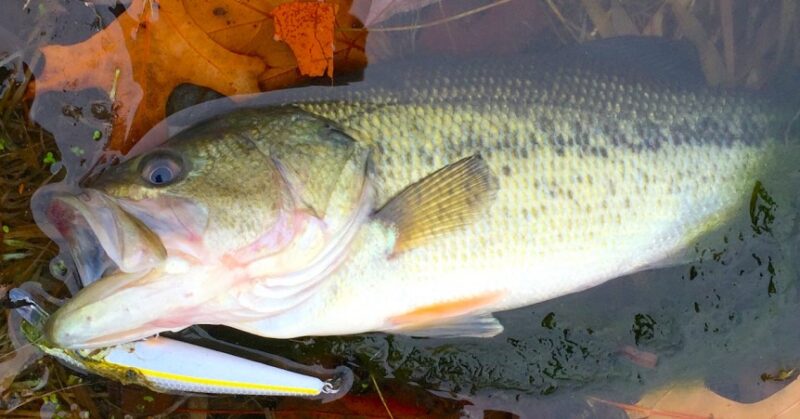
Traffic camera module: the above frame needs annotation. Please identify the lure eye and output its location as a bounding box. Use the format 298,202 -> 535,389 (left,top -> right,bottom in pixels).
140,152 -> 183,187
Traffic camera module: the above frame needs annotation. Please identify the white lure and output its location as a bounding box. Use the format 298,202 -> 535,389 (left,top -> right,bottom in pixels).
9,288 -> 342,397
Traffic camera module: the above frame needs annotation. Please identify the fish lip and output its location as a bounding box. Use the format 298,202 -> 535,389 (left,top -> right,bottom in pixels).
44,268 -> 161,349
45,311 -> 157,349
45,316 -> 157,349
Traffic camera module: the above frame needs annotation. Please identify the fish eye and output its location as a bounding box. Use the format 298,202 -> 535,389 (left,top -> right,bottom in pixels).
139,151 -> 183,187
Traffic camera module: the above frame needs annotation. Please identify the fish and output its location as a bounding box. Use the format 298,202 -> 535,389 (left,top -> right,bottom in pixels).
9,288 -> 343,396
41,37 -> 800,349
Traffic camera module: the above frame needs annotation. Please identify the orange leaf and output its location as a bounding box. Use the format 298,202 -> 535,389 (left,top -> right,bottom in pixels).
272,2 -> 338,78
33,0 -> 265,154
185,0 -> 367,91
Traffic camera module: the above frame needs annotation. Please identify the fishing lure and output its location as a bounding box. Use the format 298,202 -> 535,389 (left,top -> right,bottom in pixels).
9,288 -> 344,397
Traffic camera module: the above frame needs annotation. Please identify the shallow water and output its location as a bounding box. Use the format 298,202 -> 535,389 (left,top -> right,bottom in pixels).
2,0 -> 800,417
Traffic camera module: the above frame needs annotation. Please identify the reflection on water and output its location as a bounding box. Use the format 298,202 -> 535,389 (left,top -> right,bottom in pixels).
2,0 -> 800,417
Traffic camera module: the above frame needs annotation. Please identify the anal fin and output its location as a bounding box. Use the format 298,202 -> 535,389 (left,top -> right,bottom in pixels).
393,313 -> 504,338
387,290 -> 505,338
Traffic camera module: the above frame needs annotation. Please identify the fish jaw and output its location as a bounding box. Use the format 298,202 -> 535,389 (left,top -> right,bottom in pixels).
44,261 -> 235,349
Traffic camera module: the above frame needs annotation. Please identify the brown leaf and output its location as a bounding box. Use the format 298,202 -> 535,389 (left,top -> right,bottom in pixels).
273,2 -> 338,78
186,0 -> 367,91
33,0 -> 265,154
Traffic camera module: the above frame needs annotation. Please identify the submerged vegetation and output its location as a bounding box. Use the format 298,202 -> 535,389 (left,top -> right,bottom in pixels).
0,0 -> 799,417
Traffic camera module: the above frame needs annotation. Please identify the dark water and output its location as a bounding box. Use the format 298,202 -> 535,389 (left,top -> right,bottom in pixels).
3,0 -> 800,417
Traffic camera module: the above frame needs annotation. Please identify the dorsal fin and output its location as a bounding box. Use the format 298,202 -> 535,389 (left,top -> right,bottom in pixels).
374,154 -> 498,254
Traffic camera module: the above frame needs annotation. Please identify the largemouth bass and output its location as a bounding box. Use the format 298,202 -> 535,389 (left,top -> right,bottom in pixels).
42,39 -> 799,348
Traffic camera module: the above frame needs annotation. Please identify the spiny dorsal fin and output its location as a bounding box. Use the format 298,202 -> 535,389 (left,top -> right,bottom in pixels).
374,154 -> 498,254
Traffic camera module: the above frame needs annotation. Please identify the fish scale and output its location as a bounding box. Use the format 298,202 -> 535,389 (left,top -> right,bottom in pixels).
248,58 -> 794,337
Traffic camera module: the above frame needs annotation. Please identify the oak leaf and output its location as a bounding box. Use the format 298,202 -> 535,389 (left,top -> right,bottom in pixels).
186,0 -> 366,91
273,2 -> 337,78
33,0 -> 266,154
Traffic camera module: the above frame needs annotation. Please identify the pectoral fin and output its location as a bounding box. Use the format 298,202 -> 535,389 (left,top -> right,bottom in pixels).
374,154 -> 498,254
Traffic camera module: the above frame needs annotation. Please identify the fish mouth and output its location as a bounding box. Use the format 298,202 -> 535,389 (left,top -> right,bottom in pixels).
44,261 -> 232,349
40,190 -> 220,349
41,188 -> 166,286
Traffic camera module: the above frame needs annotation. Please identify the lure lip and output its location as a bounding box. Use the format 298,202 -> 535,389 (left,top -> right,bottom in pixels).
8,288 -> 48,328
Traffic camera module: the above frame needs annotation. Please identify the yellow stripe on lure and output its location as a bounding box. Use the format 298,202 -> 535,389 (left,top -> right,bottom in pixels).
10,288 -> 339,396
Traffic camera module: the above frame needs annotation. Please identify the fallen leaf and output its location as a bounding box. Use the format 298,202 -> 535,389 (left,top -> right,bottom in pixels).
32,0 -> 367,154
185,0 -> 367,91
593,376 -> 800,419
273,2 -> 338,78
33,0 -> 265,154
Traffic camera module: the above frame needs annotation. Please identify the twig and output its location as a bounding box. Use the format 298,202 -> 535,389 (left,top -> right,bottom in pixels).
154,396 -> 190,418
545,0 -> 581,41
4,383 -> 89,414
720,0 -> 735,83
588,396 -> 708,419
342,0 -> 511,33
109,68 -> 121,101
785,106 -> 799,145
0,341 -> 34,361
370,374 -> 394,419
